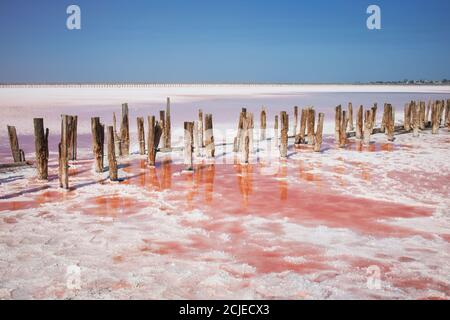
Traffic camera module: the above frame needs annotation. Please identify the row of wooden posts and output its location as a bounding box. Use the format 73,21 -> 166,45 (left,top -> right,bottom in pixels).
4,98 -> 450,190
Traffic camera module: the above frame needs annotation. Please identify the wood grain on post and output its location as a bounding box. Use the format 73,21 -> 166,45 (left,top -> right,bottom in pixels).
113,112 -> 122,156
107,126 -> 118,181
120,103 -> 130,155
363,109 -> 374,146
380,103 -> 387,133
248,112 -> 254,153
193,120 -> 201,157
371,104 -> 378,133
184,122 -> 194,171
335,105 -> 342,144
445,99 -> 450,128
137,117 -> 145,155
205,114 -> 215,158
241,114 -> 250,164
280,111 -> 288,158
356,105 -> 363,140
412,102 -> 420,137
347,103 -> 354,132
59,115 -> 70,189
307,108 -> 315,145
419,101 -> 426,130
296,108 -> 307,144
33,118 -> 49,180
426,101 -> 431,125
431,101 -> 440,134
165,97 -> 171,150
7,126 -> 24,163
385,104 -> 395,142
314,113 -> 325,152
260,107 -> 267,140
159,110 -> 166,149
147,116 -> 163,167
91,117 -> 105,173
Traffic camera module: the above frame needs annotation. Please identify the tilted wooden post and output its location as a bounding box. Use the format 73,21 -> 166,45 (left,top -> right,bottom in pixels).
165,97 -> 172,150
59,115 -> 70,189
347,103 -> 354,131
107,126 -> 118,181
356,105 -> 363,140
234,110 -> 244,152
198,109 -> 204,147
307,108 -> 315,145
184,122 -> 194,171
314,113 -> 325,152
335,105 -> 342,144
147,116 -> 163,167
120,103 -> 130,155
274,115 -> 279,149
205,114 -> 215,158
280,111 -> 288,158
91,117 -> 105,173
260,107 -> 267,140
137,117 -> 145,155
7,126 -> 25,163
68,115 -> 78,160
363,109 -> 374,146
385,104 -> 395,142
294,106 -> 299,137
339,110 -> 347,148
33,119 -> 49,180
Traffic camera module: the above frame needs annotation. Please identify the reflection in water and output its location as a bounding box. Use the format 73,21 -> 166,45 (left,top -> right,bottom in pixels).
236,164 -> 253,207
278,163 -> 288,201
204,164 -> 215,203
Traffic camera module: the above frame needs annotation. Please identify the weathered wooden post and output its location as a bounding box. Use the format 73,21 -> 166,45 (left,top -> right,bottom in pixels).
431,101 -> 440,134
248,112 -> 254,153
412,102 -> 420,137
445,99 -> 450,128
113,112 -> 122,156
294,106 -> 299,137
339,110 -> 347,148
59,115 -> 70,189
68,116 -> 78,160
380,103 -> 387,133
241,114 -> 250,164
335,105 -> 342,144
205,114 -> 215,158
363,109 -> 375,145
33,118 -> 49,180
159,110 -> 166,149
107,126 -> 118,181
260,107 -> 267,140
356,105 -> 363,140
147,116 -> 163,167
347,103 -> 354,131
426,101 -> 431,125
198,109 -> 204,147
91,117 -> 105,173
274,115 -> 279,148
296,108 -> 307,144
165,97 -> 172,150
307,108 -> 315,145
120,103 -> 130,155
234,110 -> 245,152
193,121 -> 201,157
314,113 -> 324,152
439,100 -> 445,125
280,112 -> 288,158
385,104 -> 395,142
137,117 -> 145,155
371,104 -> 378,133
184,122 -> 194,171
404,103 -> 411,131
7,126 -> 25,163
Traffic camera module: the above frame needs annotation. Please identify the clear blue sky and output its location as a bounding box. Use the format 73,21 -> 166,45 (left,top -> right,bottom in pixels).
0,0 -> 449,83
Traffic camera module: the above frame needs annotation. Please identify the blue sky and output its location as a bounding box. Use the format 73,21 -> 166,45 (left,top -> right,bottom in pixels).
0,0 -> 449,83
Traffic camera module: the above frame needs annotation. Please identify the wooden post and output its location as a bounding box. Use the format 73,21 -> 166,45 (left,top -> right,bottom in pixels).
241,114 -> 250,164
363,109 -> 374,146
274,115 -> 279,149
426,101 -> 431,125
159,110 -> 166,149
339,110 -> 347,148
137,117 -> 145,155
380,103 -> 387,133
234,110 -> 245,152
314,113 -> 324,152
248,112 -> 254,153
439,100 -> 445,126
205,114 -> 215,158
385,104 -> 395,142
294,106 -> 299,137
91,117 -> 105,173
260,107 -> 267,140
307,108 -> 315,145
371,104 -> 378,133
193,121 -> 200,157
7,126 -> 25,163
445,99 -> 450,128
335,105 -> 342,144
404,103 -> 411,131
68,115 -> 78,161
280,112 -> 288,158
107,126 -> 118,181
431,101 -> 440,134
184,122 -> 194,171
59,115 -> 70,189
113,112 -> 122,157
347,103 -> 354,132
120,103 -> 130,155
33,118 -> 49,180
198,109 -> 204,147
356,105 -> 363,140
147,116 -> 163,167
412,101 -> 420,137
296,108 -> 307,144
165,97 -> 171,150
